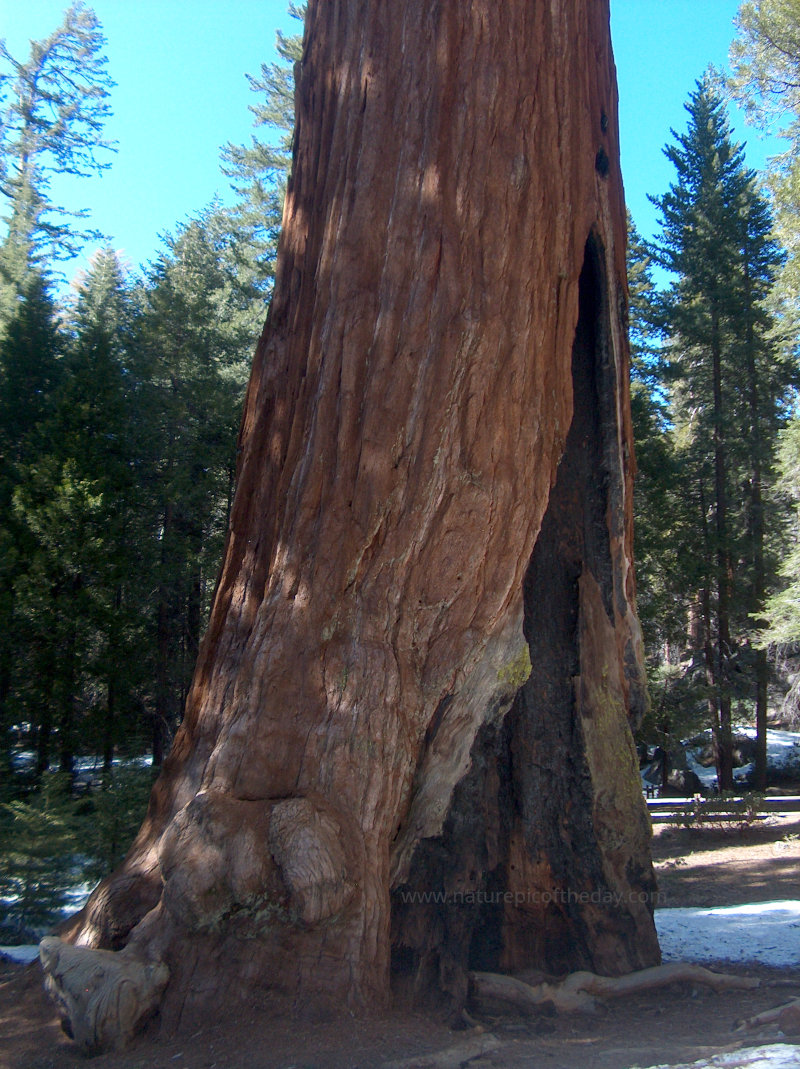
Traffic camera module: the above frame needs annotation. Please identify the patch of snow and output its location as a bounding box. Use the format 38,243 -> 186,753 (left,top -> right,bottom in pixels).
0,945 -> 40,964
739,728 -> 800,774
683,748 -> 720,790
676,728 -> 800,791
734,763 -> 756,785
71,755 -> 103,773
9,749 -> 36,772
71,753 -> 153,773
63,881 -> 94,913
631,1043 -> 800,1068
115,754 -> 153,768
656,901 -> 800,967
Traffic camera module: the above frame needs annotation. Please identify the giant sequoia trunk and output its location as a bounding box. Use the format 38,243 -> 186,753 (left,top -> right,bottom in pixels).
45,0 -> 660,1050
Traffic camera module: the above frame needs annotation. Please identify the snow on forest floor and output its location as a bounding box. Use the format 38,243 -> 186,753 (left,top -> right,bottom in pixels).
642,726 -> 800,791
0,944 -> 40,963
631,1044 -> 800,1068
656,901 -> 800,967
6,899 -> 800,969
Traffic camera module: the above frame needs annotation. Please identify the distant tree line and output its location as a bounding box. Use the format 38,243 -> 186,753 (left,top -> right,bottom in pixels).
0,2 -> 303,779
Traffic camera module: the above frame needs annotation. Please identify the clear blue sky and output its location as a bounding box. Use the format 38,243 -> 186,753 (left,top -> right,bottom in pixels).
0,0 -> 784,286
611,0 -> 781,238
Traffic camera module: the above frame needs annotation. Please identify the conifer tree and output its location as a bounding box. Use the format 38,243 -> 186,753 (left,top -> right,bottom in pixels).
0,1 -> 114,321
730,0 -> 800,305
650,77 -> 789,788
0,773 -> 79,934
8,251 -> 144,774
730,0 -> 800,731
627,215 -> 684,659
132,216 -> 252,763
761,419 -> 800,656
0,272 -> 62,771
736,184 -> 792,784
63,250 -> 148,766
219,4 -> 304,309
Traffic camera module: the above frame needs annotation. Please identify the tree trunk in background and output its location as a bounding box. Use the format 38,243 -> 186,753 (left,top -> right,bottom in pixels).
744,267 -> 768,792
35,653 -> 54,776
50,0 -> 659,1049
57,578 -> 81,778
153,502 -> 174,769
103,586 -> 123,773
711,314 -> 735,791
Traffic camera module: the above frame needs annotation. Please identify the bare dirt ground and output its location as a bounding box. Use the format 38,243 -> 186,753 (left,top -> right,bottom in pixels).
652,810 -> 800,910
3,813 -> 800,1069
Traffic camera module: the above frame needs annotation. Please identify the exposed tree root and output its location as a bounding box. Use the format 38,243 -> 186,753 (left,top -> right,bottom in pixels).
381,1032 -> 501,1069
470,962 -> 761,1016
39,936 -> 169,1054
737,996 -> 800,1036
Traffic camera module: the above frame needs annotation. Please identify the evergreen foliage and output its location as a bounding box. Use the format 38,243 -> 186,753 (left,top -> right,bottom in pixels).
0,1 -> 115,319
730,1 -> 800,337
0,2 -> 304,932
641,76 -> 793,787
132,214 -> 253,759
0,6 -> 301,778
0,272 -> 64,772
83,764 -> 153,883
219,4 -> 304,307
0,764 -> 152,939
761,419 -> 800,647
627,215 -> 686,655
730,0 -> 800,647
0,773 -> 79,936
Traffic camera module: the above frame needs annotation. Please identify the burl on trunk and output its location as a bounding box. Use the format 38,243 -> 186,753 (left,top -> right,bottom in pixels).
43,0 -> 659,1051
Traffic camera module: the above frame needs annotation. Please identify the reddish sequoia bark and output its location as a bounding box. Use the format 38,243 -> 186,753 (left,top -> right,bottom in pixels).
46,0 -> 660,1049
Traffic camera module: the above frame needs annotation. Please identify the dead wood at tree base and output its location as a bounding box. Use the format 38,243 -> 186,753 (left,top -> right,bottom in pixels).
39,936 -> 169,1054
737,997 -> 800,1036
381,1032 -> 502,1069
470,963 -> 761,1016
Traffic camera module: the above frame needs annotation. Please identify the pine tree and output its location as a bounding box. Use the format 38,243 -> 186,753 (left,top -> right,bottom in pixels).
218,4 -> 304,310
627,215 -> 685,658
8,251 -> 146,774
63,250 -> 150,767
84,764 -> 153,883
761,419 -> 800,654
11,459 -> 102,774
0,272 -> 63,459
0,272 -> 63,772
735,185 -> 792,785
0,773 -> 79,935
730,0 -> 800,743
132,214 -> 252,763
650,77 -> 789,789
0,1 -> 115,321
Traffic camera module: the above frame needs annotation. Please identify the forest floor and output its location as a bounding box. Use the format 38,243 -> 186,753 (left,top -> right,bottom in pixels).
3,812 -> 800,1069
